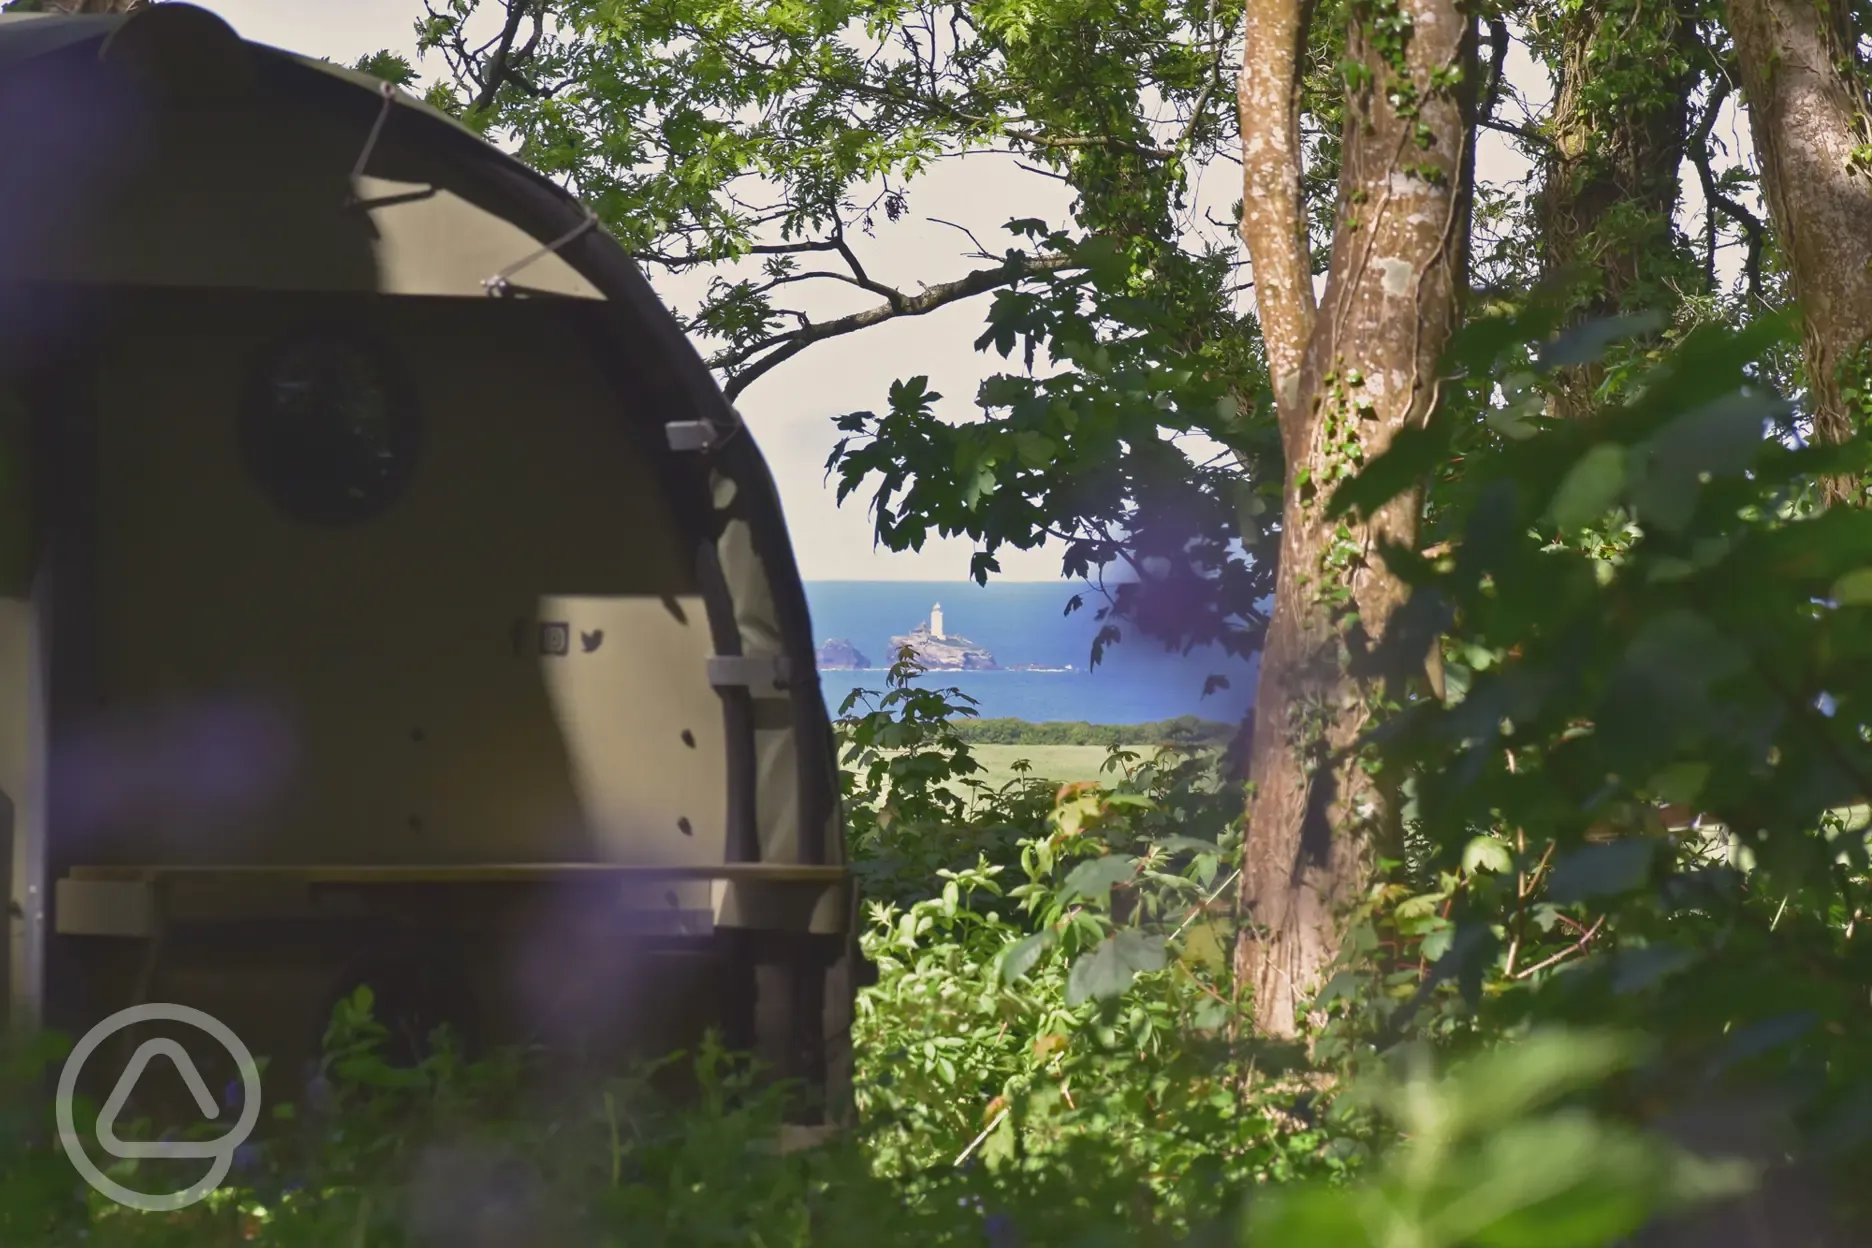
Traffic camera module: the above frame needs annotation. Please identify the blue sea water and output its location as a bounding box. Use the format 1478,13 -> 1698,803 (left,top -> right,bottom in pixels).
802,581 -> 1257,726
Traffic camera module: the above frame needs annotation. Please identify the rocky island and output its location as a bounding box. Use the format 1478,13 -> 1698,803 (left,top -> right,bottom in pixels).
890,603 -> 998,671
815,638 -> 871,669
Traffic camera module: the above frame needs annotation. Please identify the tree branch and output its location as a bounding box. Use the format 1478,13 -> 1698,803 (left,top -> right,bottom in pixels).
714,41 -> 1186,162
717,253 -> 1077,399
1478,114 -> 1555,152
1173,0 -> 1235,156
1237,0 -> 1320,442
830,223 -> 907,309
468,0 -> 539,112
628,237 -> 844,271
1481,15 -> 1510,122
1688,78 -> 1764,300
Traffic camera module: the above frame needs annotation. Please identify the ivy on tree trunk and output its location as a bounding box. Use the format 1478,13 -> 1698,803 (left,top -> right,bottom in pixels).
1234,0 -> 1475,1038
1729,0 -> 1872,502
1534,0 -> 1702,419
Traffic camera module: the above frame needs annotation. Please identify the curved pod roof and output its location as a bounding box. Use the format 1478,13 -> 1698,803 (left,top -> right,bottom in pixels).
0,6 -> 599,297
0,4 -> 842,886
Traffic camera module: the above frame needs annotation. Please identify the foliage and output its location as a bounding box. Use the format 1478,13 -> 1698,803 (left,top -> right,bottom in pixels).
1314,308 -> 1872,1228
350,50 -> 420,86
1244,1029 -> 1754,1246
834,647 -> 1055,907
848,666 -> 1263,1210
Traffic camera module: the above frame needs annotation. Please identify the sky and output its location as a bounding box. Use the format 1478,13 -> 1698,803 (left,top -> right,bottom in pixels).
192,1 -> 1756,581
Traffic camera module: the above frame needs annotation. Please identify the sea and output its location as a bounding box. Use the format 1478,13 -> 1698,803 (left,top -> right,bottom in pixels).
803,581 -> 1258,726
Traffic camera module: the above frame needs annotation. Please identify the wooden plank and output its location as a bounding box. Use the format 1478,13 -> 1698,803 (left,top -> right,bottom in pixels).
63,862 -> 847,885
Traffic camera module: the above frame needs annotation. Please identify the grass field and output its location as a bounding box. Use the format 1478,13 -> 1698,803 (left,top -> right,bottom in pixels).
859,742 -> 1223,806
965,743 -> 1137,789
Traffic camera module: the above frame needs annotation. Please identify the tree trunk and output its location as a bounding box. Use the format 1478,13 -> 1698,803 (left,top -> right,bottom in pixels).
1235,0 -> 1474,1037
1729,0 -> 1872,501
1536,0 -> 1700,419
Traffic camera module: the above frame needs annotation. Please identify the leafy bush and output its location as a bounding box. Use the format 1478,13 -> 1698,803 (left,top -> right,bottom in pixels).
1310,308 -> 1872,1232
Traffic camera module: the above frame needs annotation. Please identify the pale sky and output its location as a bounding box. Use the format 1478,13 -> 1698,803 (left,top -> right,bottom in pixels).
193,2 -> 1756,581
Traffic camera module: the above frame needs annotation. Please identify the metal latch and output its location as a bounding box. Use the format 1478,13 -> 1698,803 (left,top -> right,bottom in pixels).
708,654 -> 792,697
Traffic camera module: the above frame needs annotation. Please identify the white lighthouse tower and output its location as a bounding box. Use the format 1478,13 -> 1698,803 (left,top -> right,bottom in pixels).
930,603 -> 945,639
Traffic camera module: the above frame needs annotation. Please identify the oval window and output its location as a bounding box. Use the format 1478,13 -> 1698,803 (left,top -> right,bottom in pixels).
240,331 -> 419,526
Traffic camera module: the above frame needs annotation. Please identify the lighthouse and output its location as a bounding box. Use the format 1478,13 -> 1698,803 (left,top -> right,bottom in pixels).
930,603 -> 945,639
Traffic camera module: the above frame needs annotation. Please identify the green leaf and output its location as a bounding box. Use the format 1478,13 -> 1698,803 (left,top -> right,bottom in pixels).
1484,405 -> 1540,440
1646,761 -> 1710,805
1462,836 -> 1514,875
1395,1029 -> 1645,1143
1710,1011 -> 1819,1070
1609,609 -> 1752,748
1316,970 -> 1368,1007
1628,391 -> 1779,534
1832,567 -> 1872,605
1546,840 -> 1662,905
1536,311 -> 1666,372
1152,835 -> 1221,856
1193,997 -> 1233,1032
1615,609 -> 1750,694
1065,931 -> 1168,1006
1243,1186 -> 1381,1246
1609,944 -> 1699,995
998,930 -> 1057,985
1059,855 -> 1137,904
1550,443 -> 1629,532
1455,1114 -> 1720,1248
1234,481 -> 1263,544
1330,424 -> 1448,520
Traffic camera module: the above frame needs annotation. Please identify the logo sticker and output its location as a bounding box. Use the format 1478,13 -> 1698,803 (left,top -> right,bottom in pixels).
56,1003 -> 263,1212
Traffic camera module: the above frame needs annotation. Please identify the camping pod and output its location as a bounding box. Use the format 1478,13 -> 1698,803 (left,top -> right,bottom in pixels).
0,4 -> 854,1122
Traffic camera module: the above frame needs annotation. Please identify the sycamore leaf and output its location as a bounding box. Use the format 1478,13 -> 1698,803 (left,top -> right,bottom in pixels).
1059,855 -> 1137,905
1066,931 -> 1168,1006
1463,836 -> 1515,875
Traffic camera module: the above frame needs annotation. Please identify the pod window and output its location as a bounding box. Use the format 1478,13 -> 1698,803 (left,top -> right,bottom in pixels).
240,330 -> 419,526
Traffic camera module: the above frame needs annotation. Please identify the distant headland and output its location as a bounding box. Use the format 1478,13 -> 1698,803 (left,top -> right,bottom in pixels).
815,638 -> 870,669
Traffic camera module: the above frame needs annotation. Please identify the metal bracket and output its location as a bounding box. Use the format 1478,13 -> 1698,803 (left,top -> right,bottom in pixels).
342,80 -> 398,209
708,654 -> 792,698
482,206 -> 601,297
666,420 -> 721,453
55,878 -> 156,938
